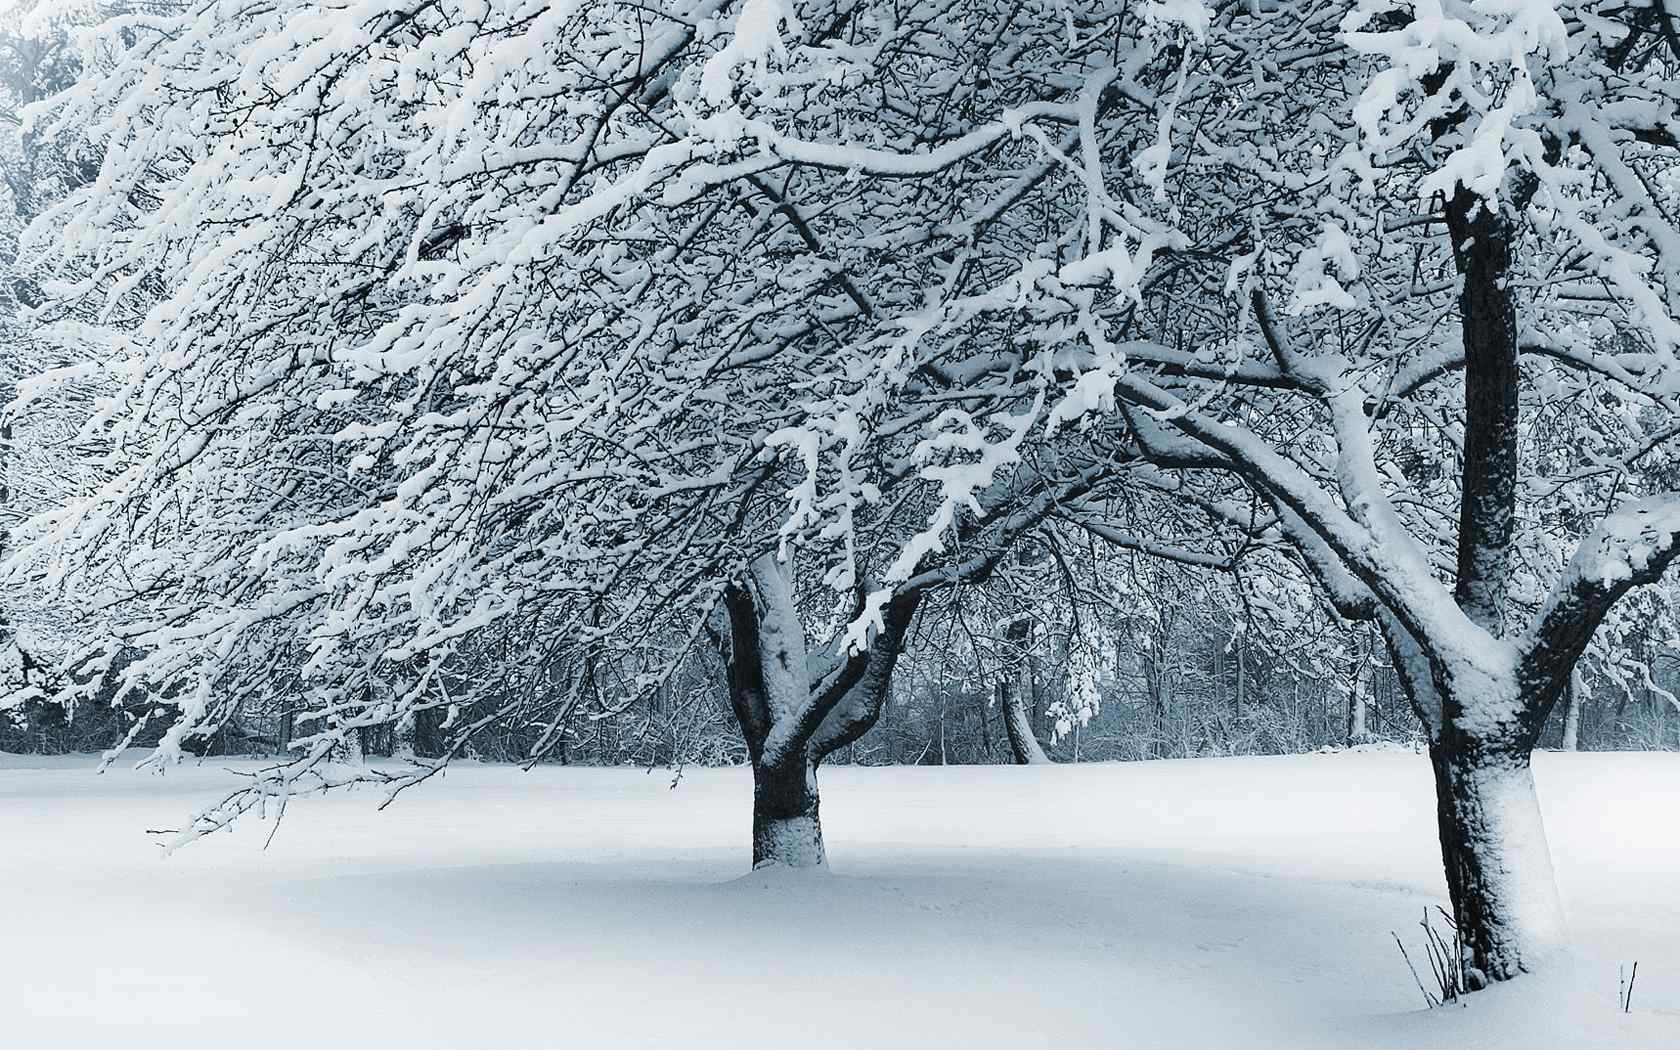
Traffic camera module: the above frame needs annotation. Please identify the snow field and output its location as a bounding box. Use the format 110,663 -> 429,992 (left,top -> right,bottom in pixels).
0,749 -> 1675,1048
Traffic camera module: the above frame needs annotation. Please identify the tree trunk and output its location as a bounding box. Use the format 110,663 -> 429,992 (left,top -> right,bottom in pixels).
1001,617 -> 1049,764
1347,632 -> 1372,745
938,693 -> 948,765
752,747 -> 825,868
1428,739 -> 1566,987
393,714 -> 416,761
1234,643 -> 1245,724
720,554 -> 922,871
1151,660 -> 1172,760
334,721 -> 365,764
413,704 -> 446,757
1002,684 -> 1048,764
1561,678 -> 1581,752
1346,683 -> 1367,745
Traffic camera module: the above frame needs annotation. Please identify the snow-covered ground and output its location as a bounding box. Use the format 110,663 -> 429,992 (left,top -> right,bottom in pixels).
0,749 -> 1674,1048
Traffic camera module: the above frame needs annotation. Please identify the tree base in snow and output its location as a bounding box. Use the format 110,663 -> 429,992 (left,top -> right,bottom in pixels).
1429,743 -> 1567,986
752,813 -> 827,870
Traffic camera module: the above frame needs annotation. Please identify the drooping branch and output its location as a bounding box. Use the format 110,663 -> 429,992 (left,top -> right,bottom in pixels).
1110,369 -> 1478,655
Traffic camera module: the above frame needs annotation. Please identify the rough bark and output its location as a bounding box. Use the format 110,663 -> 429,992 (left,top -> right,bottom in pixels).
752,746 -> 825,868
1446,187 -> 1521,635
1428,738 -> 1567,987
1431,186 -> 1563,986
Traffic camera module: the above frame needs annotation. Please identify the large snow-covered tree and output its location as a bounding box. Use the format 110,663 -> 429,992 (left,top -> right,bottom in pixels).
684,0 -> 1680,985
3,0 -> 1219,862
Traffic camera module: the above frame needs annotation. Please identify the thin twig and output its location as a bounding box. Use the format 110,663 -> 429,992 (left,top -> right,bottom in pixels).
1394,932 -> 1439,1008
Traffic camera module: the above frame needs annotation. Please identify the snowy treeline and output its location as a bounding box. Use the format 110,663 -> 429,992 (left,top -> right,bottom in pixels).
13,573 -> 1679,764
5,0 -> 1680,994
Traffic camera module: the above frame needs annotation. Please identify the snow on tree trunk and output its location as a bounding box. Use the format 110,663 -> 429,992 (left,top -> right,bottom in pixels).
1561,679 -> 1581,752
1346,682 -> 1367,745
1000,617 -> 1048,765
1002,684 -> 1048,765
752,746 -> 824,869
334,721 -> 364,764
720,554 -> 921,872
393,712 -> 417,761
1428,739 -> 1566,987
1346,629 -> 1373,746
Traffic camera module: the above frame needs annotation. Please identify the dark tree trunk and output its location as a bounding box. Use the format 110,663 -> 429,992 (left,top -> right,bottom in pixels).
720,555 -> 922,871
1002,691 -> 1046,764
1428,736 -> 1565,986
1427,184 -> 1561,987
412,705 -> 446,758
752,746 -> 824,868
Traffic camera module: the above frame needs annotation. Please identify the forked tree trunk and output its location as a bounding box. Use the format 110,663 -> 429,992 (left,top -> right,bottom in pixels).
1428,737 -> 1566,986
1382,617 -> 1575,989
720,554 -> 921,871
1421,186 -> 1566,988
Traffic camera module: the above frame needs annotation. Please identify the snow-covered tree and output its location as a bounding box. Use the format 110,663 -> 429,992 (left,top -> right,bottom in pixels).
3,0 -> 1213,852
1,7 -> 110,725
709,0 -> 1680,985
